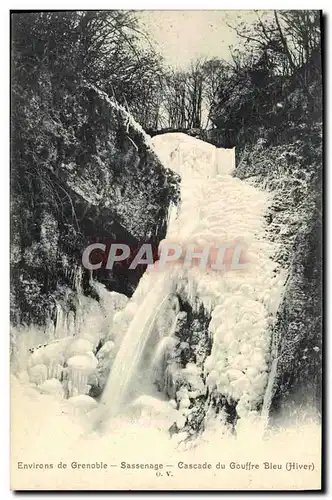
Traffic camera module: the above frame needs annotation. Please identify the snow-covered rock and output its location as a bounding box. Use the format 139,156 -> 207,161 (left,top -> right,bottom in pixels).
66,339 -> 94,359
67,395 -> 98,414
28,364 -> 48,385
96,341 -> 115,360
38,378 -> 64,399
130,395 -> 179,425
67,353 -> 98,373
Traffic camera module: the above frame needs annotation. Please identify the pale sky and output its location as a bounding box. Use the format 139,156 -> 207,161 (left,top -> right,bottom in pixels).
137,10 -> 265,69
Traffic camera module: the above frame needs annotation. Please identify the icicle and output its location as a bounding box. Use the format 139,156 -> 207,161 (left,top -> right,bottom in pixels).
66,353 -> 98,397
54,303 -> 65,339
28,364 -> 47,385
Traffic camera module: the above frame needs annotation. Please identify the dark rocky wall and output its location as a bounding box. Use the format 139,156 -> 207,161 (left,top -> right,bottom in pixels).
269,215 -> 322,423
233,132 -> 322,421
11,84 -> 179,327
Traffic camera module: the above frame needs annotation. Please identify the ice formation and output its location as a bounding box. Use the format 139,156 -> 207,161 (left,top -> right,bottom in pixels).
152,134 -> 286,422
95,132 -> 286,429
12,279 -> 129,400
12,131 -> 288,445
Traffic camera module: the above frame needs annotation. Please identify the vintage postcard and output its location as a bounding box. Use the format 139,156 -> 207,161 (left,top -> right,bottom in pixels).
10,9 -> 323,490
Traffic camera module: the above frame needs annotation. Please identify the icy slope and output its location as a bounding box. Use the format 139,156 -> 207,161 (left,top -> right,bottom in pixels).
150,133 -> 286,423
151,132 -> 235,177
97,133 -> 286,429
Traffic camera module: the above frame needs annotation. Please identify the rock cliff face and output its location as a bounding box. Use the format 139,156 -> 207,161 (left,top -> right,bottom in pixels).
269,216 -> 322,423
11,84 -> 179,327
233,133 -> 322,420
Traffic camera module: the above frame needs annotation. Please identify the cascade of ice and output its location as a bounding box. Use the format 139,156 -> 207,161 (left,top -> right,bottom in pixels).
94,135 -> 222,422
96,132 -> 286,432
96,270 -> 175,423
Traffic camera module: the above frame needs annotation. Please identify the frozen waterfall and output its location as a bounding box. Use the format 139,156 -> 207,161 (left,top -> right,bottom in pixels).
97,133 -> 286,432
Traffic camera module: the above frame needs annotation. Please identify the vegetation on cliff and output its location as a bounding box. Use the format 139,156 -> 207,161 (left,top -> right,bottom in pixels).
11,11 -> 179,326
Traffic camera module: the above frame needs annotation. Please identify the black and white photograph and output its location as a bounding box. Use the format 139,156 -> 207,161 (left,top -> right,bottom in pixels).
10,8 -> 323,491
